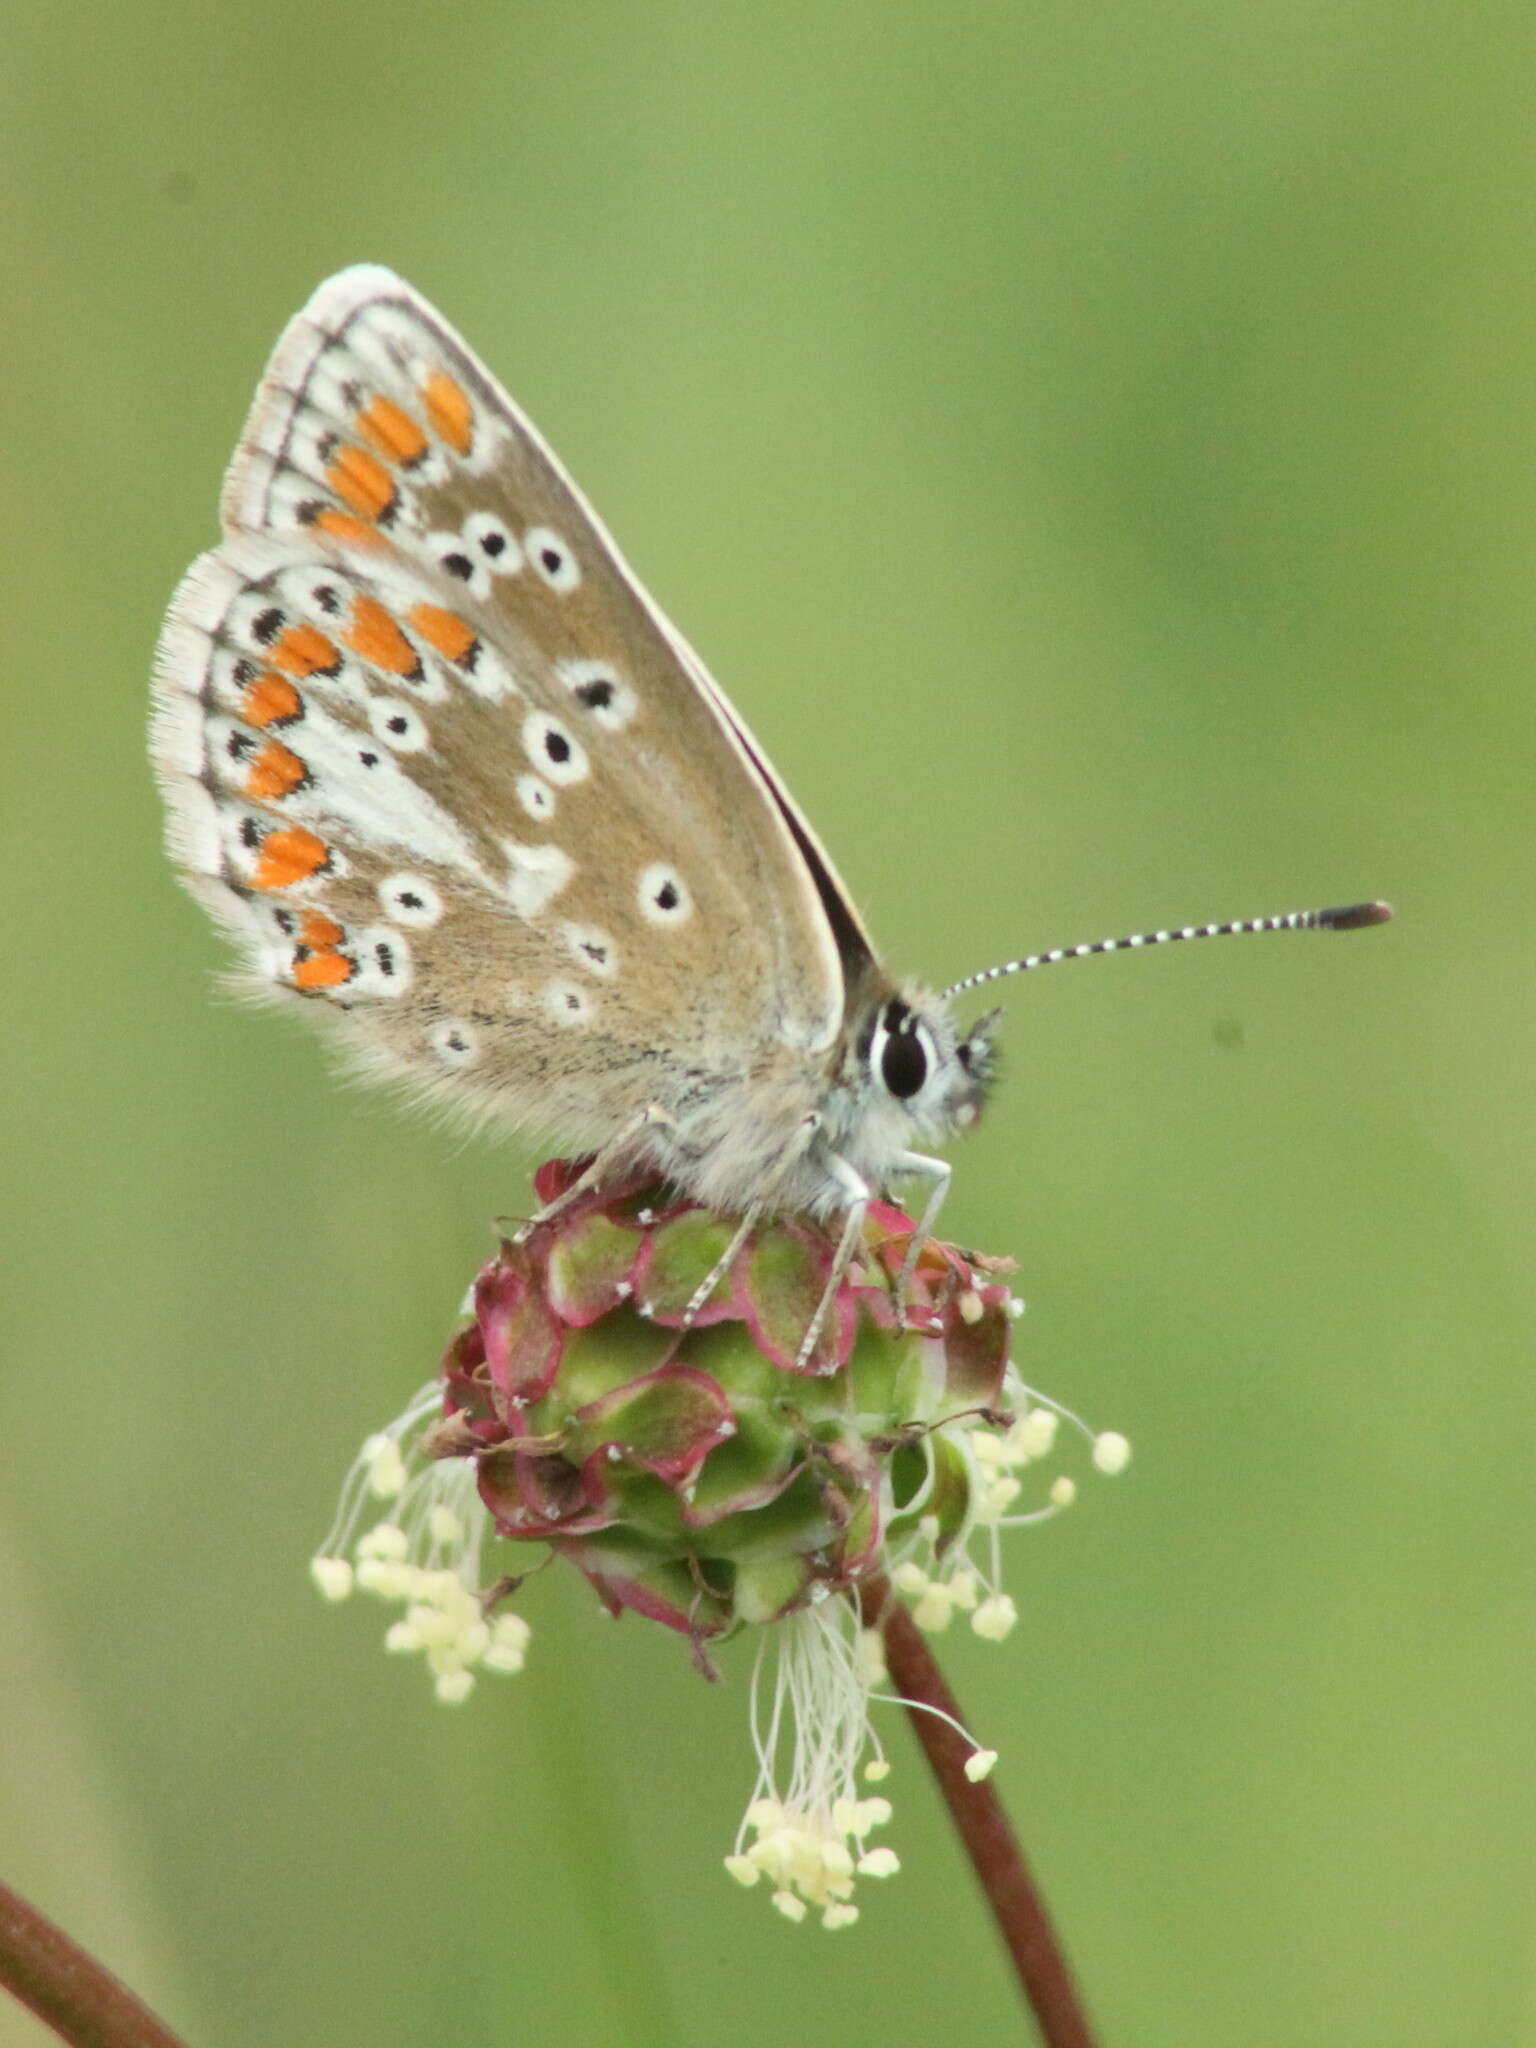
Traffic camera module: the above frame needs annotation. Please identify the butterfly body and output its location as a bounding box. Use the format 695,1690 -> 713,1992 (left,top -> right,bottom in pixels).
153,268 -> 992,1265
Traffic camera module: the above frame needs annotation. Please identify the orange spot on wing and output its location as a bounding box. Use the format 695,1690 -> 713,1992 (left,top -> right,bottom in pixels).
421,371 -> 474,455
271,623 -> 340,677
291,948 -> 354,991
311,509 -> 387,551
356,395 -> 428,467
240,671 -> 302,728
408,602 -> 478,665
243,740 -> 308,802
326,444 -> 397,523
251,826 -> 329,891
299,911 -> 344,949
344,595 -> 420,675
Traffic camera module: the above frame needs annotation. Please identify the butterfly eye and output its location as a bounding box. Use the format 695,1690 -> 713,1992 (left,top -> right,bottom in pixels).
881,1022 -> 929,1100
869,1000 -> 936,1103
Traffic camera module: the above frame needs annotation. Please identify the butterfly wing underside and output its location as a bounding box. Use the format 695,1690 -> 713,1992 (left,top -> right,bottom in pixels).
152,266 -> 870,1151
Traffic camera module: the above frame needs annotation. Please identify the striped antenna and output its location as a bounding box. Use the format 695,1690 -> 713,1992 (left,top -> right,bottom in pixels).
941,900 -> 1392,1002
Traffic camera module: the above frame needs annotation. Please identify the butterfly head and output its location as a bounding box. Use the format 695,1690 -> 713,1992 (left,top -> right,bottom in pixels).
857,985 -> 999,1148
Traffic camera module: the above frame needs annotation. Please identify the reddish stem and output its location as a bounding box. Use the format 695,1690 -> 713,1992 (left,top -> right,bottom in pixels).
0,1880 -> 188,2048
858,1575 -> 1098,2048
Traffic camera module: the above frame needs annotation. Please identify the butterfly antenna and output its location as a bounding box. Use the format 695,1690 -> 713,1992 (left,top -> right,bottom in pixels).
941,900 -> 1392,1001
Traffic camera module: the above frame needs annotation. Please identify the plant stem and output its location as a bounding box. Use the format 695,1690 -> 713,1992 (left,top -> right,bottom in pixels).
0,1880 -> 188,2048
858,1575 -> 1099,2048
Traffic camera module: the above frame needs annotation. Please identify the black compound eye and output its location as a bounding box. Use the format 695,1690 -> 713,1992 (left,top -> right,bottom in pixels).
881,1020 -> 929,1100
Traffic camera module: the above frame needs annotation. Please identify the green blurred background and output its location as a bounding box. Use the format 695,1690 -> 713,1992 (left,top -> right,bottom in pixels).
2,4 -> 1531,2044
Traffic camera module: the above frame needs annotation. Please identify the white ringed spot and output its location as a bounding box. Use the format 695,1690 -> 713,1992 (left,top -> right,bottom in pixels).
522,711 -> 588,786
503,840 -> 574,918
525,525 -> 581,594
351,925 -> 413,995
516,772 -> 557,822
425,527 -> 490,602
275,565 -> 348,620
637,862 -> 692,926
209,650 -> 260,711
377,873 -> 444,928
543,978 -> 594,1027
369,698 -> 430,752
463,511 -> 523,575
562,922 -> 618,978
558,657 -> 638,732
228,591 -> 294,655
429,1019 -> 480,1067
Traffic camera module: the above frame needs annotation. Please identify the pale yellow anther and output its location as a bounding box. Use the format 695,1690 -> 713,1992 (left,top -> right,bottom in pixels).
483,1640 -> 528,1674
1092,1431 -> 1132,1475
912,1585 -> 956,1632
947,1569 -> 979,1610
365,1440 -> 408,1498
972,1593 -> 1018,1641
1019,1409 -> 1059,1458
984,1475 -> 1023,1519
310,1557 -> 353,1602
355,1559 -> 411,1599
407,1604 -> 458,1650
855,1627 -> 889,1688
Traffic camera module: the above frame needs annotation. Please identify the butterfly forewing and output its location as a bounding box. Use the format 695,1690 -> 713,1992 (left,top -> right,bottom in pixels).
153,267 -> 856,1149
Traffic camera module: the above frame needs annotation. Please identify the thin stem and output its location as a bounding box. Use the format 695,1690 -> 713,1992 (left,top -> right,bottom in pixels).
858,1575 -> 1098,2048
0,1879 -> 188,2048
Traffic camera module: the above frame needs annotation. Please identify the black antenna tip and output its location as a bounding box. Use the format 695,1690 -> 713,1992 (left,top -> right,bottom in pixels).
1320,900 -> 1393,931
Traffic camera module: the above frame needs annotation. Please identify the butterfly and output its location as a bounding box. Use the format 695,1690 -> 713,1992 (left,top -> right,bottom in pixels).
151,268 -> 1387,1362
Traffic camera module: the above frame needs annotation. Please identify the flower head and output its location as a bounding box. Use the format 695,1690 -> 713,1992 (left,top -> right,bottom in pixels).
313,1162 -> 1127,1921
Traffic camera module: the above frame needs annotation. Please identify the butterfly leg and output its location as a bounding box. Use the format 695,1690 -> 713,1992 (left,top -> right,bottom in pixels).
679,1206 -> 764,1327
680,1109 -> 824,1328
510,1103 -> 674,1243
890,1151 -> 952,1323
794,1153 -> 871,1371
